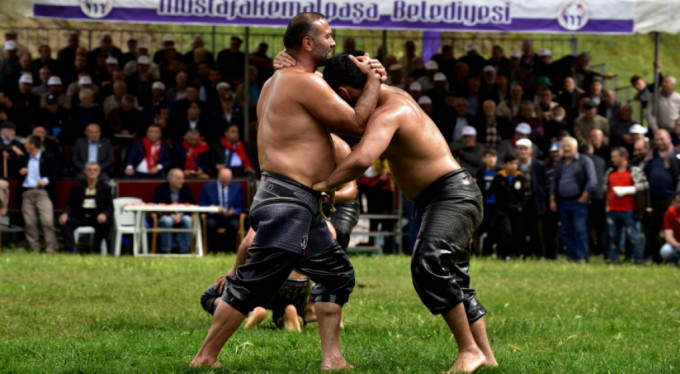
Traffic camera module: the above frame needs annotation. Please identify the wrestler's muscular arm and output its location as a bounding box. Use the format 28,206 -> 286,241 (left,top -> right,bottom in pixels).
299,56 -> 381,137
315,107 -> 400,191
330,134 -> 358,203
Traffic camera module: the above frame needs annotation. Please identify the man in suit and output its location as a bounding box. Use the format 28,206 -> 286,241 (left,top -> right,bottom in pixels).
0,121 -> 25,178
198,167 -> 242,253
208,94 -> 243,142
172,129 -> 210,178
19,135 -> 60,252
211,123 -> 255,177
58,162 -> 113,253
72,123 -> 114,179
124,124 -> 171,179
152,168 -> 195,253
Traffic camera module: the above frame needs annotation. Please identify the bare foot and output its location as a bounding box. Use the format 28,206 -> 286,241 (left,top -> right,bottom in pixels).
244,307 -> 267,329
482,357 -> 498,368
321,358 -> 354,371
446,349 -> 486,373
190,356 -> 222,368
282,305 -> 302,332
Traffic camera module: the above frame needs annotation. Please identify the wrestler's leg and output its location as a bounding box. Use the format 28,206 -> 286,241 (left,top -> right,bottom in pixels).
470,317 -> 497,367
443,304 -> 486,373
190,302 -> 246,368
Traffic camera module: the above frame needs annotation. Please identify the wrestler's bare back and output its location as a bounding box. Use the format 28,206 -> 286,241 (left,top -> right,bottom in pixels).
257,69 -> 335,187
372,85 -> 460,200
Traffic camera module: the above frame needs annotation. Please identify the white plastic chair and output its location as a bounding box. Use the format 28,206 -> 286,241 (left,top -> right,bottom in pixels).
73,226 -> 108,255
113,197 -> 148,256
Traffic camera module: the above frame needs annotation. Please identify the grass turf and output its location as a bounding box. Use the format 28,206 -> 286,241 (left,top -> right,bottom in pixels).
1,252 -> 678,373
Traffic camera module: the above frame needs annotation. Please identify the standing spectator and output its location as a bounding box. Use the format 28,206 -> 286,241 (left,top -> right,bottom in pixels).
153,34 -> 175,64
475,149 -> 501,256
458,42 -> 486,77
248,42 -> 274,86
57,32 -> 79,71
556,77 -> 582,122
631,73 -> 659,111
544,142 -> 563,259
124,124 -> 171,179
477,100 -> 512,150
142,81 -> 169,122
171,101 -> 207,143
449,98 -> 475,142
397,41 -> 416,77
217,37 -> 245,86
152,169 -> 195,253
574,100 -> 610,145
198,167 -> 243,253
582,143 -> 608,258
87,33 -> 123,69
0,121 -> 25,178
72,123 -> 114,179
211,124 -> 255,177
37,93 -> 71,143
643,129 -> 679,263
120,38 -> 138,67
172,129 -> 210,178
183,37 -> 215,66
496,123 -> 539,167
598,89 -> 620,123
610,104 -> 636,147
127,55 -> 153,102
549,136 -> 598,262
18,135 -> 59,253
517,138 -> 547,259
486,153 -> 526,260
660,192 -> 680,266
589,128 -> 612,169
58,162 -> 113,253
604,147 -> 649,264
631,136 -> 650,170
646,75 -> 680,132
449,126 -> 484,176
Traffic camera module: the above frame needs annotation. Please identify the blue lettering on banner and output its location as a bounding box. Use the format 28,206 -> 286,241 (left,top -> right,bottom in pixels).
393,1 -> 512,26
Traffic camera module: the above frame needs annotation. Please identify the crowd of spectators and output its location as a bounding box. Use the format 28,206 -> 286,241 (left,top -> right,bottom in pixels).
0,27 -> 679,265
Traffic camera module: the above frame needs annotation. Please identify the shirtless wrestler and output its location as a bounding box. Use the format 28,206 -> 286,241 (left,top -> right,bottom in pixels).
190,13 -> 381,371
200,135 -> 358,333
313,54 -> 498,373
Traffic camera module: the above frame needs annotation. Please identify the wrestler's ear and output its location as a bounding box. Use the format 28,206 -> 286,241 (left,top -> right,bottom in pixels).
337,86 -> 351,101
302,36 -> 314,52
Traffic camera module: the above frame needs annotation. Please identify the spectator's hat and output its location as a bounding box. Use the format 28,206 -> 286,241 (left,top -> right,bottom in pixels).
516,138 -> 533,148
105,56 -> 118,65
409,82 -> 422,92
137,55 -> 151,65
152,81 -> 166,90
515,122 -> 532,135
161,34 -> 175,43
19,73 -> 33,85
538,48 -> 552,57
535,76 -> 553,87
137,42 -> 149,50
461,126 -> 477,137
78,75 -> 93,85
483,65 -> 497,73
4,40 -> 17,51
425,60 -> 438,70
0,121 -> 16,130
388,63 -> 402,72
433,72 -> 447,82
629,123 -> 648,134
216,82 -> 231,90
510,50 -> 521,59
417,95 -> 432,105
583,100 -> 598,109
45,93 -> 58,104
47,76 -> 62,86
549,141 -> 561,152
464,42 -> 477,53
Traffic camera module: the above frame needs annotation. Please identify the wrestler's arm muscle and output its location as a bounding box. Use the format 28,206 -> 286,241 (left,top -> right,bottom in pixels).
331,134 -> 358,203
298,72 -> 380,137
317,110 -> 399,190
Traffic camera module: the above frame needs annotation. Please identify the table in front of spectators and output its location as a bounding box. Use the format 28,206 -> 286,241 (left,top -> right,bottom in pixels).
123,204 -> 219,257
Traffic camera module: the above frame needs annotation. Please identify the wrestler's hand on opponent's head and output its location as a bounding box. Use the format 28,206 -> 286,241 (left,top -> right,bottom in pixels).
369,58 -> 387,83
349,54 -> 380,81
273,49 -> 296,70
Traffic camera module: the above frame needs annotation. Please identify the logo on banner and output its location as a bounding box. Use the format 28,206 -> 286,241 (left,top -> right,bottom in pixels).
558,1 -> 589,31
81,0 -> 113,19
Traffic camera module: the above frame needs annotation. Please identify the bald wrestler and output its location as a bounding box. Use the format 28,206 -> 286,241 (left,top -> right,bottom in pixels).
314,55 -> 498,373
190,12 -> 381,370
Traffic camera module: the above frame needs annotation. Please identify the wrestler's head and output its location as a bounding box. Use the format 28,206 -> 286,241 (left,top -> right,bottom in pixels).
323,54 -> 366,106
284,12 -> 334,66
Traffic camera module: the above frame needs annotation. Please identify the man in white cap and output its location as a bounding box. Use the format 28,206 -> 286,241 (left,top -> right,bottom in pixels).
480,65 -> 498,103
417,95 -> 433,116
3,40 -> 19,70
516,137 -> 548,259
449,125 -> 484,176
66,74 -> 99,109
143,81 -> 169,121
496,123 -> 538,167
408,81 -> 423,102
127,55 -> 153,102
154,34 -> 175,64
508,51 -> 522,86
458,41 -> 486,76
40,76 -> 65,108
416,60 -> 439,92
387,63 -> 404,88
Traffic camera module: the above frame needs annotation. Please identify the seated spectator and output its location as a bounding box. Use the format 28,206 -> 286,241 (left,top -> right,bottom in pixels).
556,76 -> 582,122
574,100 -> 610,145
208,94 -> 242,141
449,126 -> 484,176
486,153 -> 526,260
172,85 -> 200,119
598,89 -> 620,123
37,93 -> 71,143
108,93 -> 144,139
198,167 -> 243,253
124,123 -> 171,179
172,129 -> 210,178
123,43 -> 161,80
199,68 -> 224,106
19,135 -> 60,253
497,123 -> 539,167
478,100 -> 513,150
153,34 -> 175,64
58,162 -> 113,254
120,38 -> 137,67
417,96 -> 432,116
102,80 -> 138,119
61,54 -> 88,89
204,81 -> 231,115
0,121 -> 24,177
32,66 -> 52,96
31,125 -> 63,168
183,36 -> 215,67
166,71 -> 188,103
66,74 -> 99,109
235,65 -> 261,117
87,33 -> 123,71
450,98 -> 476,142
71,89 -> 105,141
590,128 -> 612,169
152,168 -> 195,253
535,88 -> 558,123
466,77 -> 483,117
39,76 -> 66,108
171,101 -> 207,143
611,104 -> 636,147
13,74 -> 41,133
127,55 -> 153,103
415,60 -> 438,93
142,81 -> 169,122
211,124 -> 255,177
661,192 -> 680,266
496,83 -> 523,120
72,123 -> 114,179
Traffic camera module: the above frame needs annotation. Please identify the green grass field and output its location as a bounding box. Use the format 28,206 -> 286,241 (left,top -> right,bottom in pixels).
1,252 -> 678,373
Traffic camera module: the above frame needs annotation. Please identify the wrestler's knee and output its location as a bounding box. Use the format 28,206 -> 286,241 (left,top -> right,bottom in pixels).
200,283 -> 221,315
411,238 -> 460,280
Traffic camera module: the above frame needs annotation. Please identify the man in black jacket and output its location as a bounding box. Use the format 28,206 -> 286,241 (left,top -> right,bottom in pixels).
152,168 -> 195,253
516,138 -> 548,258
19,135 -> 60,252
58,162 -> 113,253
